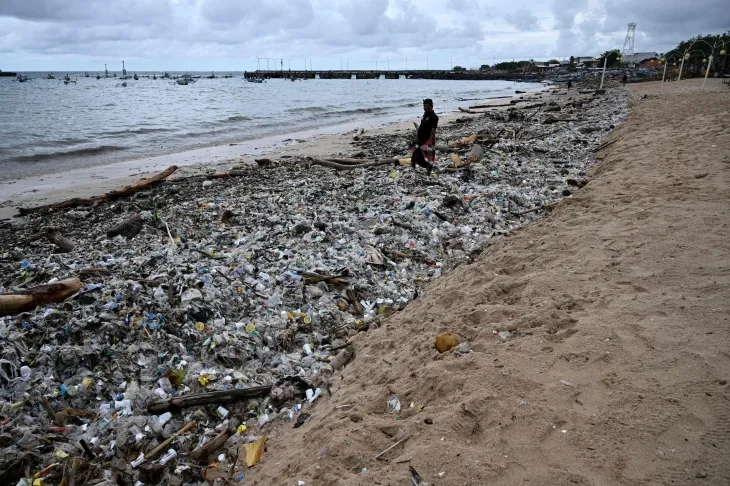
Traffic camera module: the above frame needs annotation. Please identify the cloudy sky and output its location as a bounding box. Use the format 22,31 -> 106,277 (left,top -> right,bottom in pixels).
1,0 -> 728,71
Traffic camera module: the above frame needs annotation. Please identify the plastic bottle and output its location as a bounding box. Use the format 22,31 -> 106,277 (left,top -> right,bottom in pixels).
159,449 -> 177,465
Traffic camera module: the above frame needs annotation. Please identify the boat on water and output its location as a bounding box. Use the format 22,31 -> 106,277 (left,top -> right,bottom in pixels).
0,70 -> 17,77
207,72 -> 216,79
84,72 -> 90,77
247,77 -> 265,83
15,74 -> 29,82
46,73 -> 56,79
63,73 -> 71,82
133,72 -> 139,80
176,73 -> 196,85
96,74 -> 101,79
63,79 -> 77,85
104,64 -> 109,78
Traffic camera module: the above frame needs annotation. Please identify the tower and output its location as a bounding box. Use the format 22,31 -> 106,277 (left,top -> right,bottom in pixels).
622,23 -> 636,58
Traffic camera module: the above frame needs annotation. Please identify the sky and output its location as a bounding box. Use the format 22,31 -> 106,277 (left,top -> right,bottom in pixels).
0,0 -> 728,72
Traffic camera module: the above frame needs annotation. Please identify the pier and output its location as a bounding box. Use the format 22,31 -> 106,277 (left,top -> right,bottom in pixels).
247,70 -> 542,81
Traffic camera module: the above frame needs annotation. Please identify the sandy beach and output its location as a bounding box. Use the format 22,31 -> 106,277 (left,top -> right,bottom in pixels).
1,77 -> 726,486
242,78 -> 730,485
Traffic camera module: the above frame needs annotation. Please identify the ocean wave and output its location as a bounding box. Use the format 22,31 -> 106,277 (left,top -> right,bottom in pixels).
285,106 -> 328,114
320,106 -> 388,118
103,127 -> 175,137
214,115 -> 252,125
9,145 -> 126,163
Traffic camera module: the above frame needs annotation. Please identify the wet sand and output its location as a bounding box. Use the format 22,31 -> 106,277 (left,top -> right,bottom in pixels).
242,78 -> 730,485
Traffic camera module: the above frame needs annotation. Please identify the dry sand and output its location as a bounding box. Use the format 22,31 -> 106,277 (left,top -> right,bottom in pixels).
239,78 -> 730,485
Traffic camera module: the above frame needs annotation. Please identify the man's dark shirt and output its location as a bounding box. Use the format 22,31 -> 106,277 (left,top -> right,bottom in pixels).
417,111 -> 439,144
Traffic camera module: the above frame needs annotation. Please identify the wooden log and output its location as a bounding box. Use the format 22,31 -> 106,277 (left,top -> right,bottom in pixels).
146,385 -> 272,413
375,435 -> 410,460
309,158 -> 396,171
41,395 -> 64,426
0,277 -> 82,317
458,107 -> 478,114
17,166 -> 178,216
44,229 -> 75,252
146,421 -> 196,460
346,289 -> 364,315
329,346 -> 355,371
512,201 -> 559,216
77,268 -> 112,278
302,272 -> 349,287
324,158 -> 372,165
189,426 -> 236,462
591,138 -> 620,153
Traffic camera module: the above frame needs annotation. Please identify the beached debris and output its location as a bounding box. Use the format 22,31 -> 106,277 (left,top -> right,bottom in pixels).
0,277 -> 82,316
16,165 -> 178,216
0,83 -> 629,486
43,228 -> 75,252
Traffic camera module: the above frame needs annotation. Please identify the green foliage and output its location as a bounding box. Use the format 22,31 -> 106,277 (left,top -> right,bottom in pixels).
479,64 -> 490,70
548,59 -> 560,64
452,66 -> 467,72
492,60 -> 533,71
569,56 -> 575,65
598,50 -> 622,67
669,31 -> 730,73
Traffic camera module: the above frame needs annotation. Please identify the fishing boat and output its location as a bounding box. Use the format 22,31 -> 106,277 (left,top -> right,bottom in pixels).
104,64 -> 109,78
207,72 -> 216,79
247,77 -> 265,83
133,72 -> 139,80
119,61 -> 129,79
64,79 -> 77,85
46,73 -> 56,79
176,73 -> 195,85
15,74 -> 29,82
84,72 -> 90,77
96,74 -> 101,79
63,73 -> 71,82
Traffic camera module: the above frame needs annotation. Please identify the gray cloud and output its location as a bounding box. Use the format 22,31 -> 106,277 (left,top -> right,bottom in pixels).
504,9 -> 539,31
0,0 -> 727,70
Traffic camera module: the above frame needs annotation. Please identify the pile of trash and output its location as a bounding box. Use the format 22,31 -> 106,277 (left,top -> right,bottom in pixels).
0,87 -> 627,485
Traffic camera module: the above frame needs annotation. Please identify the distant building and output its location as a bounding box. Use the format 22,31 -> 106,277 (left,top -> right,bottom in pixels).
576,56 -> 595,65
623,52 -> 659,65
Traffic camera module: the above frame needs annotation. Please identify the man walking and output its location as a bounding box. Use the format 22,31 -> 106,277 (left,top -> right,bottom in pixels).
411,98 -> 439,175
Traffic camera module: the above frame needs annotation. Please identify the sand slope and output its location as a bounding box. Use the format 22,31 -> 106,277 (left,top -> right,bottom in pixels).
247,79 -> 730,485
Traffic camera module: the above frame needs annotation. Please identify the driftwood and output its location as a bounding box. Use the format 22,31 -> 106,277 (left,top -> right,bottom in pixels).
329,346 -> 355,371
146,421 -> 196,460
309,158 -> 396,171
513,201 -> 559,216
41,394 -> 64,426
189,426 -> 236,462
302,272 -> 349,287
44,229 -> 75,252
591,138 -> 620,153
0,277 -> 82,317
375,435 -> 410,460
161,170 -> 249,185
17,165 -> 178,216
458,107 -> 478,114
345,289 -> 364,315
147,385 -> 271,413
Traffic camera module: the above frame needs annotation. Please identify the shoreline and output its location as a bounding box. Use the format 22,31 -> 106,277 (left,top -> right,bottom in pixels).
0,87 -> 548,220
